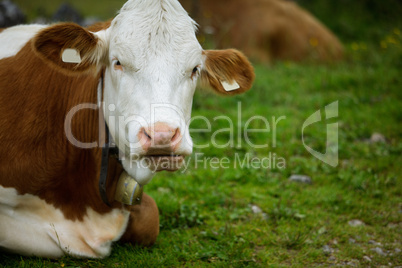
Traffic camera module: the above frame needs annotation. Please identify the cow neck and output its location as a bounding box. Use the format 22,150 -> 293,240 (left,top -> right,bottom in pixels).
97,74 -> 144,207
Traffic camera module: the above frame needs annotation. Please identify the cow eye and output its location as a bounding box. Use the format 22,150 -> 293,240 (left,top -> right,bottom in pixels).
114,59 -> 123,71
191,65 -> 200,79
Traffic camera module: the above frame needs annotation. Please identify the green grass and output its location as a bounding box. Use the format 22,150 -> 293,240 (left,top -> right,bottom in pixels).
1,1 -> 402,267
13,0 -> 125,21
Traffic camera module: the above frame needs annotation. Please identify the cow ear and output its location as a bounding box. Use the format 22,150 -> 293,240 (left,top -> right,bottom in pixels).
201,49 -> 255,95
32,23 -> 107,74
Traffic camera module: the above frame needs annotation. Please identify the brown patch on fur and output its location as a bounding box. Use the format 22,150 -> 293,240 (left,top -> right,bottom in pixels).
0,39 -> 119,221
0,28 -> 5,33
119,193 -> 160,246
202,49 -> 255,95
32,23 -> 104,75
180,0 -> 344,63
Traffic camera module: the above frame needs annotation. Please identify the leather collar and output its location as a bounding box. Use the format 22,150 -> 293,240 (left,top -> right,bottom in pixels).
99,121 -> 119,207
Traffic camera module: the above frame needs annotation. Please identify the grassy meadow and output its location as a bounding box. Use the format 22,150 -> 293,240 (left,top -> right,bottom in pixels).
1,0 -> 401,267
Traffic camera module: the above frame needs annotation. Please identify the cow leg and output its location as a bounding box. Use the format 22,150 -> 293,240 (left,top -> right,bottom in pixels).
119,193 -> 159,246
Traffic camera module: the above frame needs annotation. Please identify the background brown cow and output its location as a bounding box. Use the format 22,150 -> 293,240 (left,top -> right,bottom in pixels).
180,0 -> 344,63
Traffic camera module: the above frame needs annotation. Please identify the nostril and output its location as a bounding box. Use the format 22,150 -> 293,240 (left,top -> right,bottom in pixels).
171,128 -> 180,144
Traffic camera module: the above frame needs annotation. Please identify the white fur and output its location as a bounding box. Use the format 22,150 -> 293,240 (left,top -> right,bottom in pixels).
98,0 -> 202,185
0,186 -> 129,258
0,24 -> 46,60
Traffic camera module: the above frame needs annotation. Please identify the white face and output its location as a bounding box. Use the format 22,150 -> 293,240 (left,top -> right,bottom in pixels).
101,0 -> 202,184
32,0 -> 253,185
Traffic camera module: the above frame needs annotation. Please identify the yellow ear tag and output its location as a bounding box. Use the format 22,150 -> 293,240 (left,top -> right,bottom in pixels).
62,48 -> 82,64
221,80 -> 240,91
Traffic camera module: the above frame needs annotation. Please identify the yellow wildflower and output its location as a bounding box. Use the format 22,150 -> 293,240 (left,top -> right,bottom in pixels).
386,36 -> 397,44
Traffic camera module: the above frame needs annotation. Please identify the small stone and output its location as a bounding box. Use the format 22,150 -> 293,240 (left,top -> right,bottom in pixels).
346,261 -> 357,267
348,219 -> 365,227
371,247 -> 387,256
368,240 -> 381,246
157,187 -> 171,193
289,174 -> 312,184
249,204 -> 269,219
349,238 -> 356,244
387,223 -> 398,229
250,205 -> 262,214
323,245 -> 334,255
328,256 -> 336,261
395,248 -> 401,254
318,226 -> 326,235
370,133 -> 386,143
363,256 -> 371,262
294,213 -> 306,219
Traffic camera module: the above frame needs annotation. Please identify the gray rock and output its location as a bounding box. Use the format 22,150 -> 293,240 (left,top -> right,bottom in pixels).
289,174 -> 312,184
368,240 -> 381,246
345,260 -> 358,267
0,0 -> 25,27
348,219 -> 365,227
395,248 -> 401,254
323,245 -> 334,255
363,256 -> 371,262
249,204 -> 268,219
387,223 -> 398,229
250,204 -> 262,214
348,238 -> 356,244
328,256 -> 336,261
370,133 -> 386,143
157,187 -> 171,193
371,247 -> 387,256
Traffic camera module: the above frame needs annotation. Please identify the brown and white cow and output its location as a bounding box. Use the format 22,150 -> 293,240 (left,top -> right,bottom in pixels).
0,0 -> 254,258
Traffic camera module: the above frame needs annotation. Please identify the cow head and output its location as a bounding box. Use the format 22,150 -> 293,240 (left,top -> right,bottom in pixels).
32,0 -> 254,185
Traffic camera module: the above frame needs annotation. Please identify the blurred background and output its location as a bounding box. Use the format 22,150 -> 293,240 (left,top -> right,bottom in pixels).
2,0 -> 401,63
